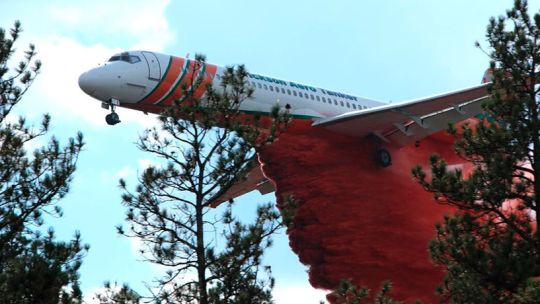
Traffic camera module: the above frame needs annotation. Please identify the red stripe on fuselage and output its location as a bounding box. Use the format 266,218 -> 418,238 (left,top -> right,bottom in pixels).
140,56 -> 184,104
122,102 -> 308,131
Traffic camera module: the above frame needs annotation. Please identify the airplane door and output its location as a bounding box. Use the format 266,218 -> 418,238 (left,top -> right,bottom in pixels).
141,51 -> 161,80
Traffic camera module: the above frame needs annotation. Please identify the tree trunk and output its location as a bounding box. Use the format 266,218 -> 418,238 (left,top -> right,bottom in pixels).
196,201 -> 208,304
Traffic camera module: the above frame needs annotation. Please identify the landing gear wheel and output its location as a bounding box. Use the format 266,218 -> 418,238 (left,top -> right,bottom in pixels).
105,112 -> 121,125
375,148 -> 392,167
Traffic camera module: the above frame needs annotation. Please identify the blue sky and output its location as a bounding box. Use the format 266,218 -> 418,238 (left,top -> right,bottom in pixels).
2,1 -> 539,302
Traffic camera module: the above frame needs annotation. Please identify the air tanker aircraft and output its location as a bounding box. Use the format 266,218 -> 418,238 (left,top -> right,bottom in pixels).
79,50 -> 490,203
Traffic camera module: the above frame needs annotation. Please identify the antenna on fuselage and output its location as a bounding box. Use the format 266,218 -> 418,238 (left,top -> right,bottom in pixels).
185,52 -> 190,59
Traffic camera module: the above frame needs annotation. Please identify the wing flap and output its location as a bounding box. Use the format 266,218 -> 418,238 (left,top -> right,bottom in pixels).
385,96 -> 487,146
313,83 -> 490,147
209,161 -> 274,207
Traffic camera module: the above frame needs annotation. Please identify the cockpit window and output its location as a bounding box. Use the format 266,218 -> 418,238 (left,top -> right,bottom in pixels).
125,55 -> 141,63
108,53 -> 141,64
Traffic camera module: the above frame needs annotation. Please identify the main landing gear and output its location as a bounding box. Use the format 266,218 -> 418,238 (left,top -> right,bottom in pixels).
374,148 -> 392,167
367,134 -> 392,168
103,99 -> 121,126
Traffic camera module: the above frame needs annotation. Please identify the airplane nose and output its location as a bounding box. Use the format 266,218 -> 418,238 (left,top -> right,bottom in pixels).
78,71 -> 96,95
78,66 -> 125,103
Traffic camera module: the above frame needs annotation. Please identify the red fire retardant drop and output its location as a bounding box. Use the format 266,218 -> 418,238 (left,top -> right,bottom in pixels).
259,120 -> 467,303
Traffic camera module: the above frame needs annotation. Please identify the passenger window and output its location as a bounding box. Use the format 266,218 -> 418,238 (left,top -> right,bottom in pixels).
352,104 -> 357,110
299,92 -> 303,97
293,91 -> 297,96
287,89 -> 291,95
340,101 -> 344,106
316,96 -> 320,101
264,84 -> 268,90
281,88 -> 285,93
346,102 -> 350,108
310,94 -> 314,100
270,86 -> 274,92
334,100 -> 338,105
257,83 -> 262,89
322,97 -> 326,103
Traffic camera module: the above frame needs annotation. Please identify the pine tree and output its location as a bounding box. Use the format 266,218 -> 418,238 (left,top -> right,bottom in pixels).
325,280 -> 406,304
0,21 -> 86,303
118,55 -> 288,304
412,1 -> 540,302
94,282 -> 142,304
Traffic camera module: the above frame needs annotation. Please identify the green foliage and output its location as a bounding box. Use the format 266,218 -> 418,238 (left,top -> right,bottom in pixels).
513,279 -> 540,304
118,55 -> 288,304
0,21 -> 86,303
429,213 -> 537,303
0,230 -> 87,303
280,194 -> 299,228
326,280 -> 407,304
93,281 -> 142,304
412,1 -> 540,302
206,202 -> 280,304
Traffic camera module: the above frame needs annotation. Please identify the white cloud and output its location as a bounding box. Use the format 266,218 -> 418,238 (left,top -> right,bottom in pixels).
32,36 -> 120,126
48,0 -> 173,51
125,234 -> 195,284
98,164 -> 134,185
138,158 -> 158,170
115,165 -> 134,179
273,284 -> 329,304
83,283 -> 134,304
11,0 -> 172,128
86,269 -> 329,304
83,285 -> 108,304
126,234 -> 152,263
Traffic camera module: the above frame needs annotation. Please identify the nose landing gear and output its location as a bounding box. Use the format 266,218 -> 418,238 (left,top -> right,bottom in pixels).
102,99 -> 121,126
105,111 -> 121,125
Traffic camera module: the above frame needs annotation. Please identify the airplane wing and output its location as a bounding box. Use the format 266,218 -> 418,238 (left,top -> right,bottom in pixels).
209,161 -> 274,207
210,83 -> 490,205
312,82 -> 490,147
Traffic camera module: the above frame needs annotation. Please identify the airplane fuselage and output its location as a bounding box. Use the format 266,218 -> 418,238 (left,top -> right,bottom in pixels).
78,50 -> 384,121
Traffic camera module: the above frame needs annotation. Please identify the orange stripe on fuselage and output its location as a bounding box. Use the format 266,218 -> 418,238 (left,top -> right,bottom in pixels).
191,63 -> 218,100
160,61 -> 218,106
141,56 -> 184,104
159,60 -> 198,106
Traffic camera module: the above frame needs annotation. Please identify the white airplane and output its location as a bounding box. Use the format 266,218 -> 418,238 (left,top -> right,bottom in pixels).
79,50 -> 491,204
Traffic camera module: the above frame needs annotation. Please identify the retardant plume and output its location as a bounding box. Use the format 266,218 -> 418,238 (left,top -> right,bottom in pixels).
259,120 -> 467,303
